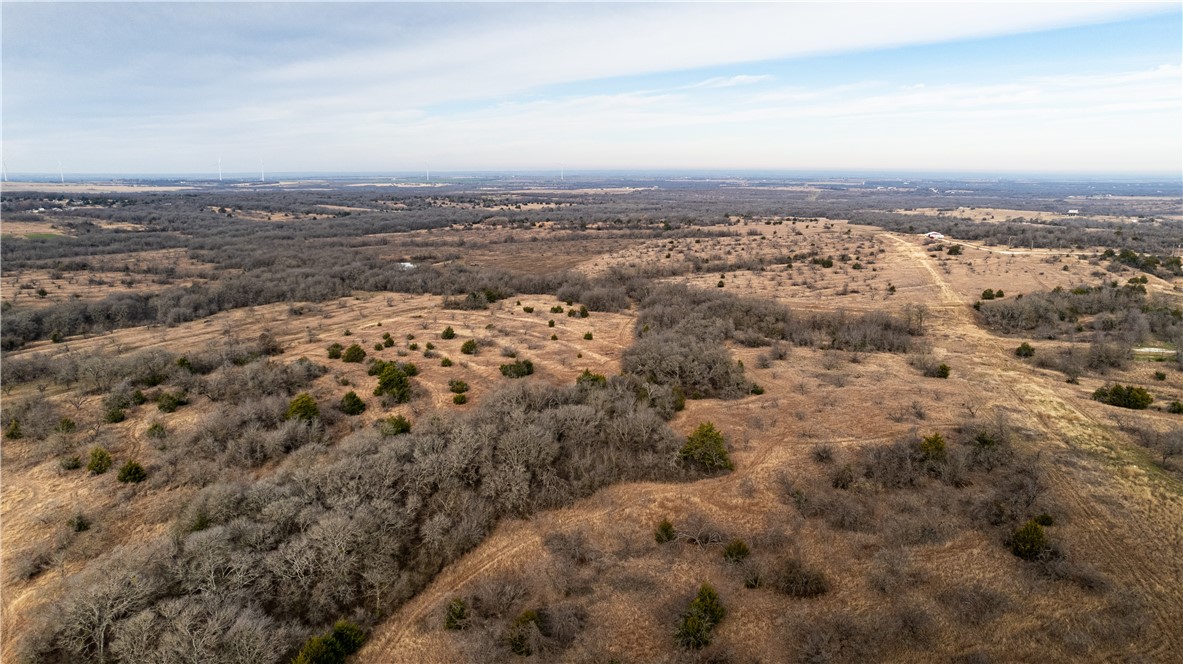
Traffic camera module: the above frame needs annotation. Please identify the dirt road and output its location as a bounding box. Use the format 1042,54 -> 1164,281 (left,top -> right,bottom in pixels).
358,234 -> 1183,661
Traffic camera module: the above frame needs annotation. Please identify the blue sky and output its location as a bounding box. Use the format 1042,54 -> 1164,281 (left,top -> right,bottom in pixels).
2,2 -> 1180,176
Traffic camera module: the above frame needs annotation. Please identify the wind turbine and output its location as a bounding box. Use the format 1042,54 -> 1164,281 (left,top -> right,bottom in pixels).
425,164 -> 430,183
218,157 -> 223,182
2,161 -> 8,183
260,160 -> 265,183
58,160 -> 64,184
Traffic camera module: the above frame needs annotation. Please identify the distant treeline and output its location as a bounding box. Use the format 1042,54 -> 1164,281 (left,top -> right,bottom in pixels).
4,187 -> 1180,350
840,209 -> 1183,259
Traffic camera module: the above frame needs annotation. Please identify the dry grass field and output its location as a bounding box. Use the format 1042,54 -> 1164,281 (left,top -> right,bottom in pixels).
2,249 -> 217,312
0,221 -> 66,239
350,223 -> 1183,663
897,207 -> 1144,224
2,185 -> 1181,663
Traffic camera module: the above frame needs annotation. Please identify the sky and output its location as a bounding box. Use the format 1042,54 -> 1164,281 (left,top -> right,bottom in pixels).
2,2 -> 1181,177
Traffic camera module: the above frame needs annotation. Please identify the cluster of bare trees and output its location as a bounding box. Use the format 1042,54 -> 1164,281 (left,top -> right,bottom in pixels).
620,283 -> 923,399
977,282 -> 1176,342
19,368 -> 701,662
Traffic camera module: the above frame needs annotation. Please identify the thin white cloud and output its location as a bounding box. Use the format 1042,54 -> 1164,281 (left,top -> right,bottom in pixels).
687,75 -> 774,89
326,62 -> 1181,172
2,2 -> 1177,173
246,2 -> 1166,110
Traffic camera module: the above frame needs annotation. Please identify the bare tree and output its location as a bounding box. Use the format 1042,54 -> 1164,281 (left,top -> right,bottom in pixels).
56,545 -> 166,663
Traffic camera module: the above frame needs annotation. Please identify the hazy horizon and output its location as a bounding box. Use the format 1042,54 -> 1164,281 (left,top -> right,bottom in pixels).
4,168 -> 1182,184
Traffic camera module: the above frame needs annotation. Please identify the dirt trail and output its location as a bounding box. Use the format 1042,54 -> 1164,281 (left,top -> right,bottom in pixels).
944,239 -> 1065,257
361,235 -> 1182,661
359,424 -> 895,662
887,234 -> 1183,655
887,236 -> 967,307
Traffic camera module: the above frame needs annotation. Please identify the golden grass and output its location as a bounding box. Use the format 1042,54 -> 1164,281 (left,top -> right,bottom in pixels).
3,220 -> 1182,662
